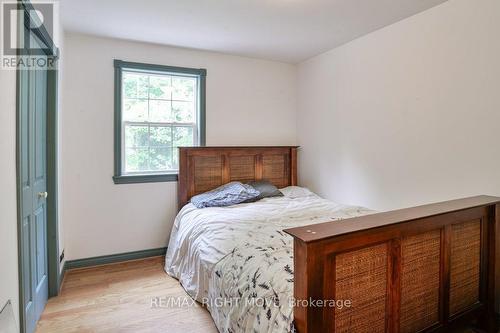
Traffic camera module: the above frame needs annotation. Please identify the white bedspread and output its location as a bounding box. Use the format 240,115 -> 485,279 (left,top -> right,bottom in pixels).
165,187 -> 373,333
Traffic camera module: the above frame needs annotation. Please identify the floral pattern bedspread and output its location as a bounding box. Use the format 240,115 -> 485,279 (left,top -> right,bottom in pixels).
165,187 -> 374,333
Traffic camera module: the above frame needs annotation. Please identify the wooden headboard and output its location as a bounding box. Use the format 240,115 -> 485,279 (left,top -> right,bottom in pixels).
178,146 -> 298,209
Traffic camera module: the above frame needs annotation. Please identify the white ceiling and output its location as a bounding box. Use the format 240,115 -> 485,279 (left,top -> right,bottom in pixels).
61,0 -> 448,63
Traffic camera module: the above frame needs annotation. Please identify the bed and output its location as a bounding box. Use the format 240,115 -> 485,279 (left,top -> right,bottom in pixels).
166,146 -> 499,333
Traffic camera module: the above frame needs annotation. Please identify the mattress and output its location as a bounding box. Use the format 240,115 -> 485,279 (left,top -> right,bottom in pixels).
165,186 -> 373,333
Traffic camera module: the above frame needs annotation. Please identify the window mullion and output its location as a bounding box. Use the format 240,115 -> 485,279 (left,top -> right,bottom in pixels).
170,126 -> 174,169
194,77 -> 199,145
147,75 -> 151,172
124,121 -> 196,127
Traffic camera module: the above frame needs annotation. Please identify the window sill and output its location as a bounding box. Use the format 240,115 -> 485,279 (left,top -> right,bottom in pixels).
113,173 -> 178,184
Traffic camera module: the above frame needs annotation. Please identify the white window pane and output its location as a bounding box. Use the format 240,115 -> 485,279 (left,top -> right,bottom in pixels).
121,67 -> 200,175
172,77 -> 196,101
149,100 -> 172,122
123,72 -> 148,99
172,101 -> 195,123
172,148 -> 179,170
149,126 -> 172,147
125,148 -> 149,172
149,75 -> 172,99
150,148 -> 172,171
124,125 -> 149,147
173,126 -> 194,148
123,99 -> 148,122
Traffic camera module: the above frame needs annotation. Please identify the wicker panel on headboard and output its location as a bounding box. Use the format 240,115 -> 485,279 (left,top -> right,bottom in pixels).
400,230 -> 441,332
334,243 -> 388,333
449,219 -> 481,315
263,154 -> 290,189
192,155 -> 223,194
229,155 -> 256,183
178,146 -> 298,209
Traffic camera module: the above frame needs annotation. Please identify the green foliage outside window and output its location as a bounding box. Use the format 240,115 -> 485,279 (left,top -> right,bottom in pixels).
122,71 -> 198,173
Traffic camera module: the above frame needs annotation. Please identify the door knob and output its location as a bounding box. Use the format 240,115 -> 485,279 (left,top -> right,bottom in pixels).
38,192 -> 48,199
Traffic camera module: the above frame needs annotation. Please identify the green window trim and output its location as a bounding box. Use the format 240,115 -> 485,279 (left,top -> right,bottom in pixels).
113,59 -> 206,184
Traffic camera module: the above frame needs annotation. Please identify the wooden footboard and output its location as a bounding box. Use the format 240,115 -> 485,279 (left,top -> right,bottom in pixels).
284,196 -> 500,333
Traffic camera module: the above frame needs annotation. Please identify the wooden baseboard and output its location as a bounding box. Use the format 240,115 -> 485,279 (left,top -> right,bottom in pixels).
64,247 -> 167,270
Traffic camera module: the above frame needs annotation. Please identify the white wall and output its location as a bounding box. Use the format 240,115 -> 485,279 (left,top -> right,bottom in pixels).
297,0 -> 500,211
61,0 -> 500,295
62,33 -> 297,260
0,69 -> 20,326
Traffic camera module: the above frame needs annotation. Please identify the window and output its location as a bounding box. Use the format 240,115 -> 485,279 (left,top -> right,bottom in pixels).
113,60 -> 206,184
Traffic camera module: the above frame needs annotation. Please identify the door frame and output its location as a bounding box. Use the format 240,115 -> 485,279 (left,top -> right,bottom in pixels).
15,2 -> 60,332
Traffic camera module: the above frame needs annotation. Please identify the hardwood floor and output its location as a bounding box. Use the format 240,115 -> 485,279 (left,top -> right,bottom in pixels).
36,256 -> 218,333
36,256 -> 494,333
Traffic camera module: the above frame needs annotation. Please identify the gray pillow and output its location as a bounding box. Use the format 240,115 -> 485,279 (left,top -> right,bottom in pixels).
190,181 -> 260,208
245,180 -> 284,202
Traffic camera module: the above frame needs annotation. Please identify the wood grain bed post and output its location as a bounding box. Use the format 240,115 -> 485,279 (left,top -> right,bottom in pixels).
284,196 -> 500,333
496,204 -> 500,317
178,147 -> 189,210
478,204 -> 498,332
290,147 -> 298,186
293,239 -> 324,333
490,203 -> 499,331
490,203 -> 500,329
